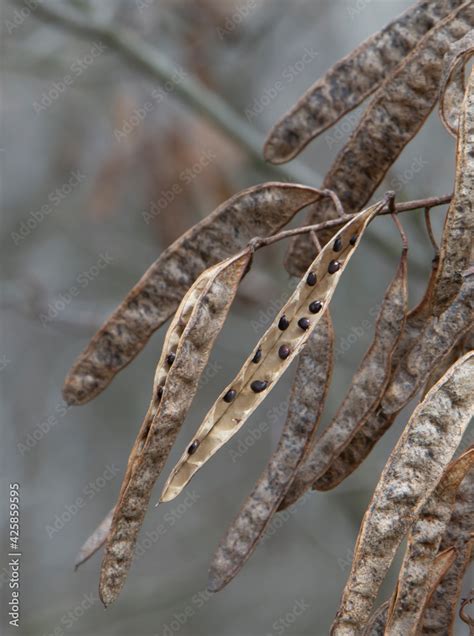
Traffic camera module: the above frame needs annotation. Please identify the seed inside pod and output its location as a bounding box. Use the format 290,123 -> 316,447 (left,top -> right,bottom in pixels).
350,234 -> 358,246
250,380 -> 268,393
333,237 -> 343,252
187,440 -> 200,455
223,389 -> 237,403
156,386 -> 163,400
166,352 -> 176,366
278,345 -> 291,360
328,260 -> 341,274
306,272 -> 317,286
278,315 -> 290,330
298,317 -> 310,331
252,348 -> 262,363
309,300 -> 323,314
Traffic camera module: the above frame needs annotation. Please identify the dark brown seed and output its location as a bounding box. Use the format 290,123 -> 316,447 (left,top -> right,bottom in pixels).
278,315 -> 290,330
298,317 -> 310,331
333,237 -> 343,252
187,440 -> 200,455
350,234 -> 358,246
156,386 -> 163,400
306,271 -> 317,286
223,389 -> 237,403
328,260 -> 341,274
250,380 -> 268,393
252,348 -> 262,363
309,300 -> 323,314
278,345 -> 291,360
166,353 -> 176,366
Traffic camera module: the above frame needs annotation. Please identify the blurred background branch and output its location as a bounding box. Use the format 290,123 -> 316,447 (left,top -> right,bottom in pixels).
15,0 -> 318,185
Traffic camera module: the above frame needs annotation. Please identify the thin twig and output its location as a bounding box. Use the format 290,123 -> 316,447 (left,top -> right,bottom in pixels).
310,230 -> 322,252
391,213 -> 408,252
251,193 -> 452,250
18,0 -> 318,185
424,207 -> 440,256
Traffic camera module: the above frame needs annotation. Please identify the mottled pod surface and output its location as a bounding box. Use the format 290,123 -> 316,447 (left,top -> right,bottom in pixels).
284,2 -> 474,275
63,183 -> 322,405
385,449 -> 474,635
99,251 -> 251,606
264,0 -> 463,163
331,352 -> 474,634
207,311 -> 334,592
160,201 -> 383,504
281,247 -> 407,509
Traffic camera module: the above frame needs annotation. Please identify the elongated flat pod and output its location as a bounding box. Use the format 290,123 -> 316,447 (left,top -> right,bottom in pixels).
207,312 -> 334,592
99,250 -> 251,606
314,271 -> 474,491
385,448 -> 474,636
421,541 -> 473,634
381,270 -> 474,415
439,30 -> 474,136
63,183 -> 322,405
431,65 -> 474,315
421,330 -> 471,398
330,351 -> 474,635
264,0 -> 463,164
280,248 -> 407,510
421,470 -> 474,634
160,201 -> 384,504
312,259 -> 443,492
284,2 -> 474,275
74,507 -> 114,570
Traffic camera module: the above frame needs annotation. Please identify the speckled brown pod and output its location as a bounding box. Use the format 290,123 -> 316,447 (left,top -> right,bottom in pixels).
160,201 -> 384,504
98,250 -> 251,607
264,0 -> 463,164
439,30 -> 474,136
207,312 -> 334,593
331,351 -> 474,634
74,507 -> 114,570
284,2 -> 474,275
281,247 -> 407,510
422,542 -> 473,634
421,329 -> 471,398
314,271 -> 474,491
385,448 -> 474,635
420,470 -> 474,634
62,183 -> 323,405
431,65 -> 474,315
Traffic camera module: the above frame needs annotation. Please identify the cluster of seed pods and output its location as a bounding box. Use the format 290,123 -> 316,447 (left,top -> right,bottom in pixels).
160,200 -> 385,504
98,250 -> 252,606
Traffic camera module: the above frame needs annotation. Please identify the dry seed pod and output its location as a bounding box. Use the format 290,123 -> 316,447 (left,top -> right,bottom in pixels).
421,329 -> 471,398
330,351 -> 474,634
439,29 -> 474,136
74,507 -> 114,570
207,312 -> 334,592
421,470 -> 474,634
63,183 -> 323,405
99,250 -> 251,606
281,247 -> 408,510
431,64 -> 474,315
385,448 -> 474,636
315,270 -> 474,491
264,0 -> 463,164
421,541 -> 473,635
380,270 -> 474,416
284,2 -> 474,275
160,200 -> 385,504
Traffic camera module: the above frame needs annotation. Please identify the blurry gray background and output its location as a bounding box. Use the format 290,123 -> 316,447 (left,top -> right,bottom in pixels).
1,1 -> 469,634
